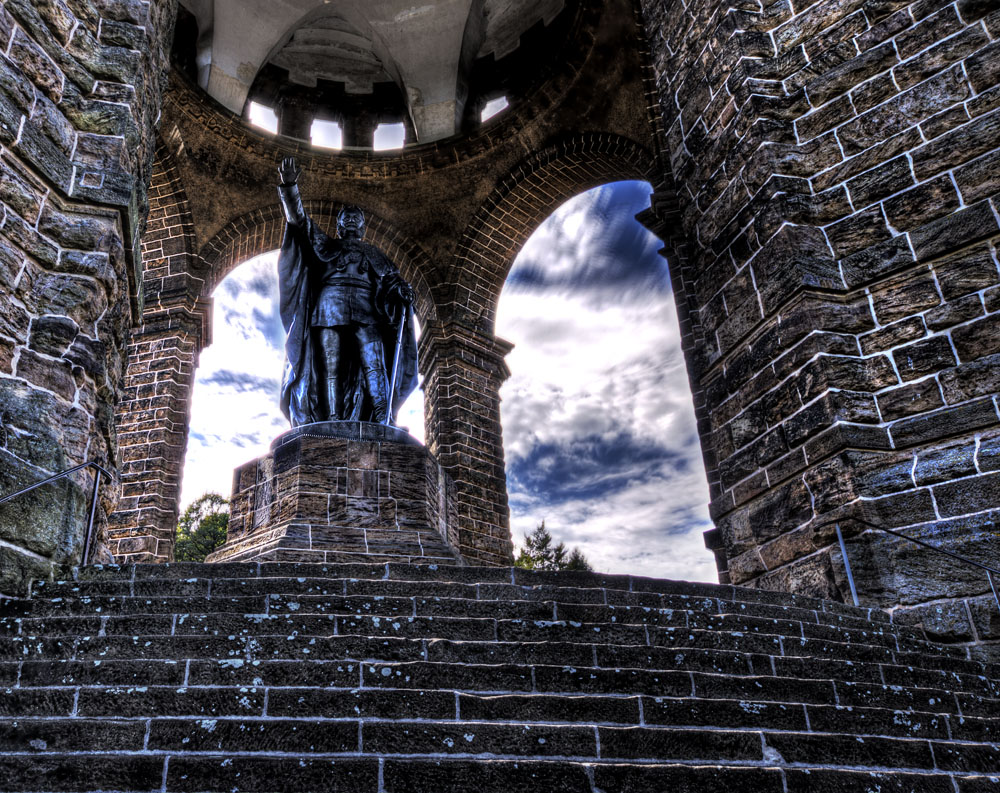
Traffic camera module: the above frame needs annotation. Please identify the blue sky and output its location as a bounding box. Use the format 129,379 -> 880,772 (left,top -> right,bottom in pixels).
182,181 -> 717,581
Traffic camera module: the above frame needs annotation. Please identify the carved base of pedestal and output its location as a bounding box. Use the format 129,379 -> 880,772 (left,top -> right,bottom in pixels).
205,422 -> 462,565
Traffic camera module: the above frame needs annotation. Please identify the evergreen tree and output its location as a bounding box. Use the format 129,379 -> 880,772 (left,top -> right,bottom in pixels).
565,546 -> 593,572
514,521 -> 592,572
174,493 -> 229,562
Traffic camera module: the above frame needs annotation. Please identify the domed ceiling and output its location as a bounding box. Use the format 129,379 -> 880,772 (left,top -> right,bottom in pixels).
179,0 -> 565,143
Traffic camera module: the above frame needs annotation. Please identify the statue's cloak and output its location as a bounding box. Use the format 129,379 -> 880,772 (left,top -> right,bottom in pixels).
277,217 -> 418,427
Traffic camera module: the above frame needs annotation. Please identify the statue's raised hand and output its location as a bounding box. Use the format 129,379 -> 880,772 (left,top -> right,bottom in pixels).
278,157 -> 301,186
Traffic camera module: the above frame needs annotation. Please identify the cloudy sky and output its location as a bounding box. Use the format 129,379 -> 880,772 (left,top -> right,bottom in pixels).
182,181 -> 717,582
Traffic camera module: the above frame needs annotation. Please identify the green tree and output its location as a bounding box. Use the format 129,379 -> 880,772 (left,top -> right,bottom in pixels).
565,546 -> 593,572
174,493 -> 229,562
514,521 -> 593,572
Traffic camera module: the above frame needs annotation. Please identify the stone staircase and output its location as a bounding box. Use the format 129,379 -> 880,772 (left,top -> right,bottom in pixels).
0,563 -> 998,792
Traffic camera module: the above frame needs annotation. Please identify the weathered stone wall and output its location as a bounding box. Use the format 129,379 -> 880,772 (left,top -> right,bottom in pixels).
0,0 -> 176,593
640,0 -> 1000,644
207,429 -> 461,565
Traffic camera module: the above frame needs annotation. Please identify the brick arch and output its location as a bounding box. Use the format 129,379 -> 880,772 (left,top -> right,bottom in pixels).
414,134 -> 660,568
198,202 -> 440,324
449,132 -> 658,331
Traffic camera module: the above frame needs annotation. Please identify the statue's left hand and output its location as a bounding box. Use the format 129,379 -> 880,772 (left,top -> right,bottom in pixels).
395,282 -> 414,305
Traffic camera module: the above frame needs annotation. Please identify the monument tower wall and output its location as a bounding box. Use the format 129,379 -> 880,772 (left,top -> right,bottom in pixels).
0,0 -> 177,592
641,0 -> 1000,638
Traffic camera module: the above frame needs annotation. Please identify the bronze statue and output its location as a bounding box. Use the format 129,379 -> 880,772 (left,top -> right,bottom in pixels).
276,157 -> 418,427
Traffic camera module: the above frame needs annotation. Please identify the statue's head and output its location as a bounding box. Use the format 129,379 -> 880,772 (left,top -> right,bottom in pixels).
337,205 -> 365,239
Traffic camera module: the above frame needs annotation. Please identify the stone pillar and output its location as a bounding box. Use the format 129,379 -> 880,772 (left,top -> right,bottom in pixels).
277,95 -> 312,140
638,186 -> 729,582
0,0 -> 177,593
107,304 -> 207,562
341,111 -> 376,148
106,143 -> 207,563
419,320 -> 514,566
638,0 -> 1000,637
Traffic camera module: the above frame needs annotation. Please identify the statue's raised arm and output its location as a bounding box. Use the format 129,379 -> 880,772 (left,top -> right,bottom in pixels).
277,157 -> 307,227
275,162 -> 418,429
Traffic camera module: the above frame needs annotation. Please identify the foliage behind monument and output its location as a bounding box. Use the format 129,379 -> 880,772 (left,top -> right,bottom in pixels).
514,522 -> 592,571
175,494 -> 229,562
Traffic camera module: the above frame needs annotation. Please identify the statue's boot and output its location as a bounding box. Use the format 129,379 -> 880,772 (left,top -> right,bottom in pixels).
325,376 -> 344,421
360,340 -> 389,423
317,327 -> 344,420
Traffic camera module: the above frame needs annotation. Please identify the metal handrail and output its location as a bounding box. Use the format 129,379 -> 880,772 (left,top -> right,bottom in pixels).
822,516 -> 1000,614
0,460 -> 114,565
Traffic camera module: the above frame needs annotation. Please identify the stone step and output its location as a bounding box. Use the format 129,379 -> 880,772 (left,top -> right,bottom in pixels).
0,610 -> 963,677
1,685 -> 995,742
0,585 -> 937,648
53,562 -> 889,618
0,637 -> 994,700
0,715 -> 996,770
30,574 -> 897,633
10,653 -> 990,714
0,606 -> 930,657
2,563 -> 998,792
0,602 -> 986,674
8,590 -> 900,650
1,754 -> 995,793
0,622 -> 985,686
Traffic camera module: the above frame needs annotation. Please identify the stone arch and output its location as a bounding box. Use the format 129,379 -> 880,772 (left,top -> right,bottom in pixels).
447,132 -> 658,332
198,202 -> 440,325
420,132 -> 663,566
108,196 -> 441,563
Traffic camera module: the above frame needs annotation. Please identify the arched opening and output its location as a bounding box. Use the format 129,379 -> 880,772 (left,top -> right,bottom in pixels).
498,180 -> 715,581
180,250 -> 426,510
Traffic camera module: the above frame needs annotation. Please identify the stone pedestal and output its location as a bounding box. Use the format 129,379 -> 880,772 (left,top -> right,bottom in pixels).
206,422 -> 462,564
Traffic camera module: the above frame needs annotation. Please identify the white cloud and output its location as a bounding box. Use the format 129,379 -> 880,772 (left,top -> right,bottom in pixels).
498,182 -> 715,583
181,254 -> 286,506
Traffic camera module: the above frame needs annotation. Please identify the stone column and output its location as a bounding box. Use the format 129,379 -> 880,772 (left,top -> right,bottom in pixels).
419,320 -> 514,565
277,95 -> 312,141
0,0 -> 177,593
107,303 -> 208,562
341,111 -> 376,148
105,141 -> 207,563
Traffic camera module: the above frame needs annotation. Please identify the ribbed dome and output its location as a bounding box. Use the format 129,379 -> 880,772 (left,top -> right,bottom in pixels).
177,0 -> 566,144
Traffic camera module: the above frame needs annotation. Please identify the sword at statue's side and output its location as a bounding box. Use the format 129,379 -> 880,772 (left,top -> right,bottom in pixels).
385,304 -> 408,426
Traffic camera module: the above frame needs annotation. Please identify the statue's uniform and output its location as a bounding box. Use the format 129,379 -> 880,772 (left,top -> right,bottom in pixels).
311,245 -> 376,328
277,182 -> 414,425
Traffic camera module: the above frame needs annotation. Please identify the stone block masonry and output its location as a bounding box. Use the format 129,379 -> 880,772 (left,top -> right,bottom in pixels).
98,0 -> 654,568
0,0 -> 177,593
105,143 -> 209,564
639,0 -> 1000,636
0,562 -> 997,791
206,424 -> 462,566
